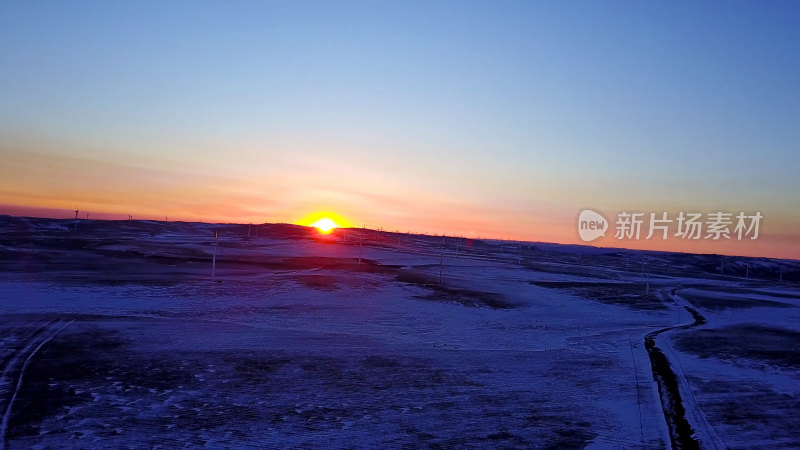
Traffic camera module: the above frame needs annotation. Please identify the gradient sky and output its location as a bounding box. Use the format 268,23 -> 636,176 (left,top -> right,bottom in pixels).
1,1 -> 798,258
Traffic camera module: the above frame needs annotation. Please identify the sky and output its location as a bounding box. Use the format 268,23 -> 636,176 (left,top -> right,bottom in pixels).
1,1 -> 798,258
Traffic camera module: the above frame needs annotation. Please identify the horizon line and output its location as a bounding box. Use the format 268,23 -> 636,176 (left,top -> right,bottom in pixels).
2,209 -> 797,264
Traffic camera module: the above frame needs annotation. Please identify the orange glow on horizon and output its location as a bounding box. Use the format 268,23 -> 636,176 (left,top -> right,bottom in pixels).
0,200 -> 797,260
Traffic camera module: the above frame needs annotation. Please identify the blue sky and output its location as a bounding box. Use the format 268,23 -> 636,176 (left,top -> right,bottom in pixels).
1,1 -> 798,257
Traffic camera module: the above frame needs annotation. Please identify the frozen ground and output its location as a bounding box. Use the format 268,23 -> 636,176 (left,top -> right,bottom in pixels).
0,216 -> 798,448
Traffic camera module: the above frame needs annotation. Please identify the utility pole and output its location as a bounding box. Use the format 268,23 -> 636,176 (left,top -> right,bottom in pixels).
640,252 -> 645,289
439,245 -> 444,285
212,231 -> 218,281
74,209 -> 79,232
641,253 -> 650,295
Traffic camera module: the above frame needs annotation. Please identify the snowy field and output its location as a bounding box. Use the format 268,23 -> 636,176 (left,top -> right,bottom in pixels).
0,216 -> 799,448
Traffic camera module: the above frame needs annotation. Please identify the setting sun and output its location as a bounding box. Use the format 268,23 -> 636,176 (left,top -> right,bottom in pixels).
314,217 -> 338,234
300,211 -> 352,233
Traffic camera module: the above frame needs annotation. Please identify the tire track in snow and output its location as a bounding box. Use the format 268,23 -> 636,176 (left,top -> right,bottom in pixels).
0,321 -> 57,396
0,319 -> 74,450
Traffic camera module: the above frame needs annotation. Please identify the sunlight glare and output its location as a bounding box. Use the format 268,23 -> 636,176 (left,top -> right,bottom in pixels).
314,217 -> 338,234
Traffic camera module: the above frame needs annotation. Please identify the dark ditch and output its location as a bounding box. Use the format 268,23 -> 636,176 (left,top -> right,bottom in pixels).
396,269 -> 514,309
644,291 -> 705,450
531,281 -> 667,311
678,290 -> 795,311
673,324 -> 800,370
0,242 -> 513,309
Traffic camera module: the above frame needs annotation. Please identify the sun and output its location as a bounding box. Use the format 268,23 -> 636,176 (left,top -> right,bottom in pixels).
299,211 -> 351,233
314,217 -> 338,234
